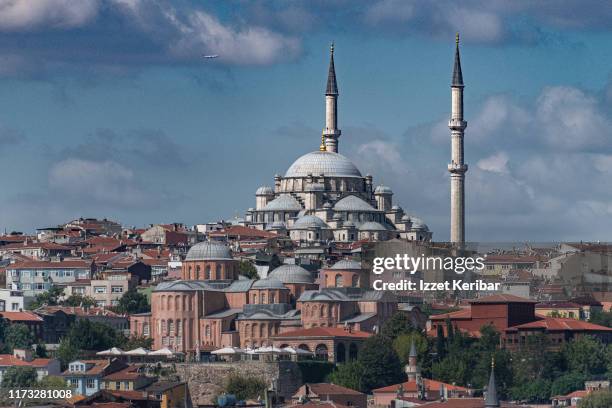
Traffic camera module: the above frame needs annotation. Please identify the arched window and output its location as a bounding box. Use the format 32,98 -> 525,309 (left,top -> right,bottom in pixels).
216,264 -> 222,278
205,325 -> 211,337
196,265 -> 201,278
261,293 -> 266,304
336,343 -> 346,363
251,323 -> 257,338
270,293 -> 276,304
253,294 -> 258,304
161,320 -> 167,334
349,343 -> 359,360
205,265 -> 211,280
320,305 -> 326,318
335,274 -> 344,287
315,344 -> 328,360
259,324 -> 265,338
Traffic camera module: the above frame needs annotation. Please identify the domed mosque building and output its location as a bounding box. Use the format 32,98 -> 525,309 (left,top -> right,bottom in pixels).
245,45 -> 432,243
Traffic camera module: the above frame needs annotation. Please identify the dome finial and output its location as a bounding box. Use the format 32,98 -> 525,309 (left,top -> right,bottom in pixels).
320,132 -> 327,151
456,32 -> 460,45
330,41 -> 334,55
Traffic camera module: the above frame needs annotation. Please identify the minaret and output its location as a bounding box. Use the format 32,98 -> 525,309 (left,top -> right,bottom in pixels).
485,358 -> 500,407
448,33 -> 468,244
405,340 -> 421,381
323,43 -> 341,153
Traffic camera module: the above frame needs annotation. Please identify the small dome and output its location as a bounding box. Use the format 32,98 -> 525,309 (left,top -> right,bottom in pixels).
332,213 -> 342,220
305,183 -> 325,192
285,151 -> 362,178
334,195 -> 376,212
247,207 -> 255,212
256,186 -> 274,195
291,215 -> 329,230
323,202 -> 333,209
391,205 -> 402,211
269,264 -> 314,284
252,278 -> 287,289
263,194 -> 303,211
401,214 -> 410,222
330,259 -> 362,270
359,221 -> 387,231
411,217 -> 429,231
374,185 -> 393,194
185,241 -> 232,261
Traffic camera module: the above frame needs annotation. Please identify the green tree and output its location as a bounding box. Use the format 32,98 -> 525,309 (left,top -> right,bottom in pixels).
563,336 -> 607,377
509,378 -> 552,403
1,366 -> 37,388
57,338 -> 79,367
380,312 -> 414,341
238,260 -> 259,279
392,332 -> 428,365
62,294 -> 97,308
114,289 -> 150,314
28,285 -> 64,309
121,335 -> 153,350
4,324 -> 34,351
225,373 -> 267,401
435,324 -> 446,359
38,375 -> 68,389
589,311 -> 612,327
551,373 -> 587,398
56,319 -> 125,366
578,390 -> 612,407
35,343 -> 48,358
327,361 -> 363,391
357,334 -> 404,392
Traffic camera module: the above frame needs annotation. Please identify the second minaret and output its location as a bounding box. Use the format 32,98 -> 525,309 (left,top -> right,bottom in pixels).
448,34 -> 468,244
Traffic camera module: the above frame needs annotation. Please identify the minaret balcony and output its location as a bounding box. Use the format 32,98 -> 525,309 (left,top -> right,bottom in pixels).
323,128 -> 341,136
448,119 -> 467,130
448,163 -> 468,173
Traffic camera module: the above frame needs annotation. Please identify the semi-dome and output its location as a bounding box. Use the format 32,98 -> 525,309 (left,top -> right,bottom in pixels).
185,241 -> 232,261
330,259 -> 362,270
334,195 -> 377,212
291,215 -> 329,230
256,186 -> 274,195
374,185 -> 393,194
359,221 -> 387,231
263,194 -> 302,211
269,264 -> 314,284
252,278 -> 287,289
285,151 -> 362,178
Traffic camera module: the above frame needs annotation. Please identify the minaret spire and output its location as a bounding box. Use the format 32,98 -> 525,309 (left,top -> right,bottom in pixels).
323,42 -> 341,153
485,357 -> 500,407
448,33 -> 468,245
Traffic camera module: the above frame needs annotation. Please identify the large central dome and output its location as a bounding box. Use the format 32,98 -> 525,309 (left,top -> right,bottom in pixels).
285,151 -> 362,178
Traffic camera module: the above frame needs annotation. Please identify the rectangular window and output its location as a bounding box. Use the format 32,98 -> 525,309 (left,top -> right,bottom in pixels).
143,324 -> 150,336
73,287 -> 85,294
11,303 -> 19,311
115,382 -> 121,390
111,286 -> 123,293
96,300 -> 106,307
94,286 -> 107,294
86,379 -> 95,389
0,301 -> 5,312
70,379 -> 78,388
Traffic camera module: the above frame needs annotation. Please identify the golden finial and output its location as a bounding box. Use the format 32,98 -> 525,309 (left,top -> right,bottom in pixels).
320,132 -> 326,151
456,32 -> 460,45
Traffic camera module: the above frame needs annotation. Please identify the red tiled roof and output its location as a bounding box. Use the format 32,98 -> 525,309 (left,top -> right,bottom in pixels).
506,317 -> 612,332
7,260 -> 92,270
0,311 -> 43,322
286,402 -> 350,408
2,241 -> 72,250
553,389 -> 589,400
373,378 -> 469,394
108,390 -> 154,401
103,365 -> 145,381
0,355 -> 54,367
535,302 -> 581,309
302,383 -> 364,396
274,327 -> 371,339
429,308 -> 472,321
38,306 -> 123,318
469,294 -> 537,304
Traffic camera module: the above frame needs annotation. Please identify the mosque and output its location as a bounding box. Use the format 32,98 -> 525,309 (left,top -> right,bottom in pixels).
244,44 -> 432,244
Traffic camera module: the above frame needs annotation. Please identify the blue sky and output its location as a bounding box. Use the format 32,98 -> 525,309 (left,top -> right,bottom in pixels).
1,0 -> 612,241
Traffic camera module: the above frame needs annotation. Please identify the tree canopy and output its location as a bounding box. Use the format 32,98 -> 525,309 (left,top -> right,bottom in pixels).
238,260 -> 259,279
113,289 -> 150,314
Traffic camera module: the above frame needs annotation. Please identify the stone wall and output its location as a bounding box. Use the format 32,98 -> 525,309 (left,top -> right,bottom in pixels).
170,360 -> 303,406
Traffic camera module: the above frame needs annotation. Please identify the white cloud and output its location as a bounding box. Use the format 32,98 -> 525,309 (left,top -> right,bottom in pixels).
356,140 -> 409,175
477,151 -> 509,173
0,0 -> 99,31
48,158 -> 147,207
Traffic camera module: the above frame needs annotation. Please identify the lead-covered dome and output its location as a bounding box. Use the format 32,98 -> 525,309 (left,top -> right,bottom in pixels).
285,151 -> 362,178
252,278 -> 287,289
185,241 -> 232,261
291,215 -> 329,230
268,264 -> 314,284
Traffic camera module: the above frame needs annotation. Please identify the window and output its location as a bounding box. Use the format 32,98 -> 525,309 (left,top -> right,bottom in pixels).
69,379 -> 78,388
111,286 -> 123,293
143,323 -> 150,336
72,287 -> 85,294
0,301 -> 4,312
11,303 -> 19,311
115,382 -> 121,390
96,301 -> 106,307
86,379 -> 95,389
94,286 -> 107,294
